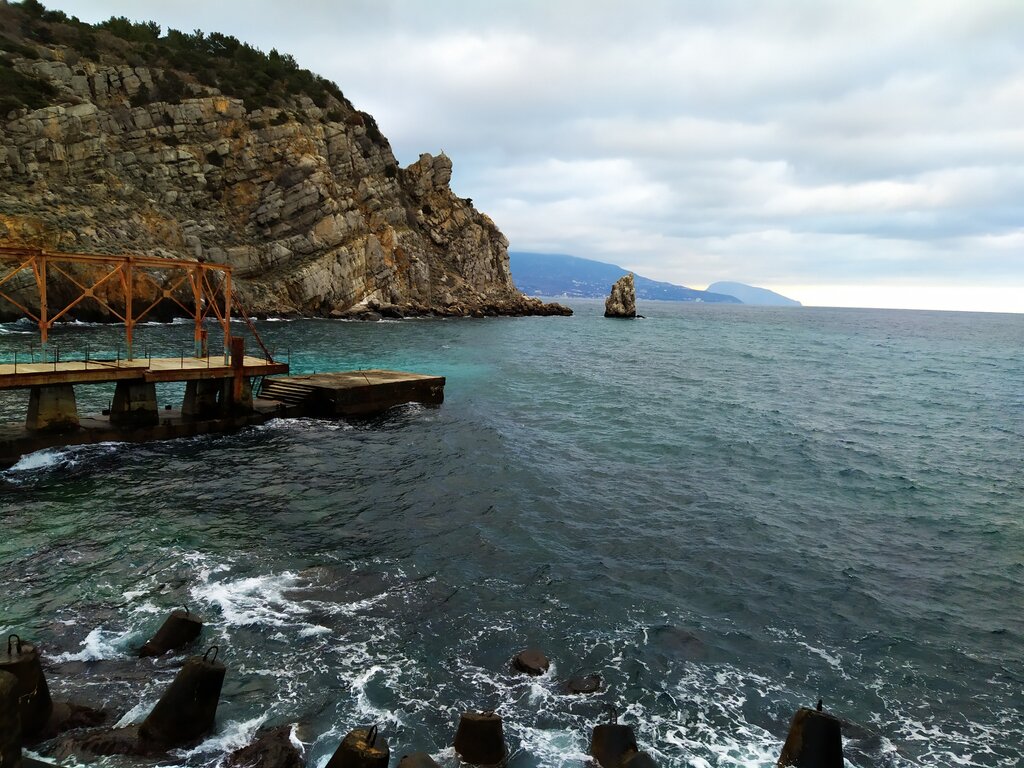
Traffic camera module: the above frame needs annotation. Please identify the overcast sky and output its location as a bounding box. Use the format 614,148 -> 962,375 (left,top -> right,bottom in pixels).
54,0 -> 1024,312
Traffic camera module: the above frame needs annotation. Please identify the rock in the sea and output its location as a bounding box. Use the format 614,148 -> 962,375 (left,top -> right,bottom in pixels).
604,273 -> 637,318
225,726 -> 304,768
562,674 -> 602,694
511,648 -> 550,676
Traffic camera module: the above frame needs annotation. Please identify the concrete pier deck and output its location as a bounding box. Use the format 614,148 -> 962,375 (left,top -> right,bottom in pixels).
0,355 -> 287,389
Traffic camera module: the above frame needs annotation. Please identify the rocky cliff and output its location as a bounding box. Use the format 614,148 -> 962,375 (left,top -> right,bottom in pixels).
0,3 -> 570,320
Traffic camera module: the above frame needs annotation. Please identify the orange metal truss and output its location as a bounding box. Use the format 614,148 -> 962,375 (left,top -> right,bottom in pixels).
0,246 -> 240,361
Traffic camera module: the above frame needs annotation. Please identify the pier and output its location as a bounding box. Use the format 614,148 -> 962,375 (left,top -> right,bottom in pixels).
0,246 -> 445,467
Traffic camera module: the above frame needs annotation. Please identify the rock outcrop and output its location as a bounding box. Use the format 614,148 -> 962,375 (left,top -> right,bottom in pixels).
604,273 -> 637,317
0,10 -> 570,320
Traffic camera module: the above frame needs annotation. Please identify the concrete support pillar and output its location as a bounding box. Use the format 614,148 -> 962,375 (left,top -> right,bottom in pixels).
0,670 -> 21,768
182,380 -> 223,421
26,385 -> 79,432
220,377 -> 253,415
110,381 -> 159,428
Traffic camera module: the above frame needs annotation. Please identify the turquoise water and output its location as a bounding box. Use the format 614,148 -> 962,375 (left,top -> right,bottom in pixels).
1,301 -> 1022,767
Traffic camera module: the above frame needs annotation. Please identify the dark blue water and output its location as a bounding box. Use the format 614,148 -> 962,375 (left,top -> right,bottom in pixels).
1,302 -> 1021,767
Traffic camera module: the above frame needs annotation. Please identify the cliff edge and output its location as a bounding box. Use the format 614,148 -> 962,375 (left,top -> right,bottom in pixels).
0,2 -> 570,319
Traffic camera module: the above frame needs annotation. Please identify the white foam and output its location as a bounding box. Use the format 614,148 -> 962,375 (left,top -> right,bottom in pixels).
7,448 -> 66,472
115,697 -> 157,728
515,726 -> 589,768
4,441 -> 125,476
51,626 -> 134,662
175,714 -> 268,762
121,585 -> 151,601
191,570 -> 309,627
796,640 -> 849,677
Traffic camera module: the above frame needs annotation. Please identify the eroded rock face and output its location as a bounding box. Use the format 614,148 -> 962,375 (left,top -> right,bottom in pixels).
0,49 -> 569,319
604,273 -> 637,317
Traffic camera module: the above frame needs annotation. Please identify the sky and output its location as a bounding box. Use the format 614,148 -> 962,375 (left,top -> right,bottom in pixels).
50,0 -> 1024,312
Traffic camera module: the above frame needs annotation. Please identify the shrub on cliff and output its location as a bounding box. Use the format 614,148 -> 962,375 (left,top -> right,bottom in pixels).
0,53 -> 56,114
3,0 -> 350,113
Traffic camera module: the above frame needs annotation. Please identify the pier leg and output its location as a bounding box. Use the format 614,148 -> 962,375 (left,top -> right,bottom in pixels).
26,385 -> 80,432
219,377 -> 253,415
182,380 -> 223,421
110,382 -> 159,428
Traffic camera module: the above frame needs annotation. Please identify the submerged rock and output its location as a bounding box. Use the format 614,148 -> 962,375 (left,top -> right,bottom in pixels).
604,273 -> 637,318
562,674 -> 603,694
226,726 -> 304,768
512,648 -> 550,676
327,726 -> 389,768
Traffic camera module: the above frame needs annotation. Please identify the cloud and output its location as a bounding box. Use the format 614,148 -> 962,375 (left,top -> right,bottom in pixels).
53,0 -> 1024,310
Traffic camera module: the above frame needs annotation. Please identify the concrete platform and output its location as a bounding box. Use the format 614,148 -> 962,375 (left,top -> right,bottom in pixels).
259,370 -> 446,417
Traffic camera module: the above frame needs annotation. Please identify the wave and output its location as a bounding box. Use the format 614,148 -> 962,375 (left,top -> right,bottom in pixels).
2,441 -> 126,479
50,626 -> 136,662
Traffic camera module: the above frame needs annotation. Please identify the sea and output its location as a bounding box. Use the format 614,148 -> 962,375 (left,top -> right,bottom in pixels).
0,300 -> 1021,767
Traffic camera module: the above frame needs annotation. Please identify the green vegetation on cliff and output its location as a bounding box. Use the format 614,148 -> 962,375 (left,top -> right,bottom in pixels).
0,0 -> 349,113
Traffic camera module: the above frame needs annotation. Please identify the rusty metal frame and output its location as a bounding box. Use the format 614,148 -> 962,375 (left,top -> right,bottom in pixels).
0,246 -> 261,363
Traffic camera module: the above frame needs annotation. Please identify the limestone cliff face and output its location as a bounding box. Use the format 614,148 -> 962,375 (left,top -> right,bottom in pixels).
0,46 -> 568,319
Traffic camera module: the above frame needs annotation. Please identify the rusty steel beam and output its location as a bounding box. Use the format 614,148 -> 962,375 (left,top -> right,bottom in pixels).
0,246 -> 273,363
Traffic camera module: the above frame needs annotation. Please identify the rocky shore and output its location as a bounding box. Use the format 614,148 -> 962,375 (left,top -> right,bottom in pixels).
0,6 -> 570,321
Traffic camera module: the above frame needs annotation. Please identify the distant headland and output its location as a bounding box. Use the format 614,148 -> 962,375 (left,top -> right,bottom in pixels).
509,252 -> 740,303
510,252 -> 802,306
706,281 -> 802,307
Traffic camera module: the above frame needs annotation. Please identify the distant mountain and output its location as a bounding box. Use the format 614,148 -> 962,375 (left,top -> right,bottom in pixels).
706,282 -> 801,307
509,252 -> 741,303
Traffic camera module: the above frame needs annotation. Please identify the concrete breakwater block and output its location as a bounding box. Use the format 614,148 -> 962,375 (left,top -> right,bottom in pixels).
1,670 -> 21,768
0,634 -> 52,738
511,648 -> 550,676
72,646 -> 226,757
589,716 -> 639,768
138,608 -> 203,657
453,710 -> 507,765
0,634 -> 102,743
326,726 -> 389,768
140,646 -> 225,749
622,751 -> 659,767
777,704 -> 844,767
